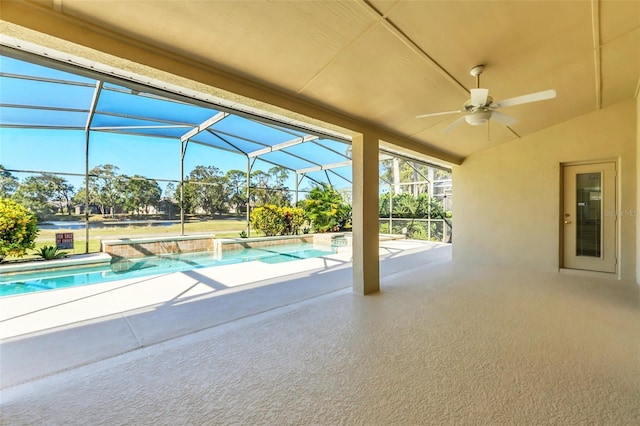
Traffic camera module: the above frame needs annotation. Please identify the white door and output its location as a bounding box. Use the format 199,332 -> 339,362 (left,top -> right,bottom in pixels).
562,162 -> 616,273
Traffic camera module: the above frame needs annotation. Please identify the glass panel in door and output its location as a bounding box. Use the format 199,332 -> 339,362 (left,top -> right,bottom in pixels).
575,172 -> 601,258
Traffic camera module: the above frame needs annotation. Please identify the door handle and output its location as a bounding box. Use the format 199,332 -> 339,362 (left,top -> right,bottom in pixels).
564,220 -> 572,224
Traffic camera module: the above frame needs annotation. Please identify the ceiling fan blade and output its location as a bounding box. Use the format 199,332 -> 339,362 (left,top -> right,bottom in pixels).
443,116 -> 467,133
492,89 -> 556,109
470,88 -> 489,107
491,111 -> 518,127
416,109 -> 463,119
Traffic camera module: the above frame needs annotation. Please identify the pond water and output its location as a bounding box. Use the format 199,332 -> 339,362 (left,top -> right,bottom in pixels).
38,220 -> 180,230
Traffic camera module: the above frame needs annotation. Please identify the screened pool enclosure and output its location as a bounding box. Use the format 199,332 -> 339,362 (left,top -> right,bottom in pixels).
0,47 -> 452,254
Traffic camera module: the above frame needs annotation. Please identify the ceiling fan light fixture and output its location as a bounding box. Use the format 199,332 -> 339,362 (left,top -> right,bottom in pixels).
465,111 -> 491,126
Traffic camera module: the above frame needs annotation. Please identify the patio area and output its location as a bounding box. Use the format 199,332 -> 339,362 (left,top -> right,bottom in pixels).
2,240 -> 639,424
1,239 -> 449,388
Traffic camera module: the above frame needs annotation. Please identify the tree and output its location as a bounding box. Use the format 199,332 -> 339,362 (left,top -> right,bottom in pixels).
380,158 -> 430,195
302,185 -> 351,233
164,182 -> 176,201
11,173 -> 75,218
72,187 -> 95,214
249,167 -> 291,207
393,192 -> 422,238
41,173 -> 75,215
267,166 -> 291,206
0,166 -> 19,198
250,170 -> 271,206
158,182 -> 178,218
269,166 -> 290,188
0,198 -> 39,261
183,165 -> 228,215
179,180 -> 199,215
88,164 -> 125,216
225,169 -> 247,214
379,192 -> 392,218
122,175 -> 161,215
12,175 -> 55,219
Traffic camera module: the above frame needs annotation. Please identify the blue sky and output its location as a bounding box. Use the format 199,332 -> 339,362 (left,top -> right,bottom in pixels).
1,127 -> 275,191
0,54 -> 354,194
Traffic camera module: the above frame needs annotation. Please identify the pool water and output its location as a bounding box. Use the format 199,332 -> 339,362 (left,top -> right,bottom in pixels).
0,243 -> 336,297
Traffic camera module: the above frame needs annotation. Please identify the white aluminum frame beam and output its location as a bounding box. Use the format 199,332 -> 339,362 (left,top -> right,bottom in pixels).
93,125 -> 191,130
295,153 -> 392,179
247,135 -> 318,158
180,111 -> 229,142
296,160 -> 352,175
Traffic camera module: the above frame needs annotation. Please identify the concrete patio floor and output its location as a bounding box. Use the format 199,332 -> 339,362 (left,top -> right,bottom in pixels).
1,239 -> 449,389
2,240 -> 639,424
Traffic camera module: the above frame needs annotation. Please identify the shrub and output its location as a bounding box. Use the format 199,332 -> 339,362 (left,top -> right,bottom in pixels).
251,205 -> 283,236
35,245 -> 68,260
379,192 -> 447,219
284,207 -> 305,235
406,222 -> 428,240
0,198 -> 39,261
250,205 -> 305,236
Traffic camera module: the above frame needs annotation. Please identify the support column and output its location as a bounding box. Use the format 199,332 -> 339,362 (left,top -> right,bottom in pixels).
428,166 -> 434,240
180,140 -> 188,236
84,131 -> 90,254
351,132 -> 379,295
246,156 -> 252,237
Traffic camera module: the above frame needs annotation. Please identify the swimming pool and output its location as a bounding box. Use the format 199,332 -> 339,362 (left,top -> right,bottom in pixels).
0,243 -> 336,297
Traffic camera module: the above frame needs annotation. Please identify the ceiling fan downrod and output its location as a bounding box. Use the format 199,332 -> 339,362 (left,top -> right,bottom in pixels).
470,65 -> 484,89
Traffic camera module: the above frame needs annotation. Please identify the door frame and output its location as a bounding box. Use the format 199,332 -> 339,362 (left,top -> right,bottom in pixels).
559,159 -> 618,275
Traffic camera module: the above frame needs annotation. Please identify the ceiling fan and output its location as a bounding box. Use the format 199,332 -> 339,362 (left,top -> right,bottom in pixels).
416,65 -> 556,132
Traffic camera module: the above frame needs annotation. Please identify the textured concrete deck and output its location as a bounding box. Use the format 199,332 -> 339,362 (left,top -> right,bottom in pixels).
2,241 -> 639,424
0,239 -> 448,389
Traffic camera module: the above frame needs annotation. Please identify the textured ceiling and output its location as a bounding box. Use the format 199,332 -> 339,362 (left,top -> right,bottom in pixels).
3,0 -> 640,161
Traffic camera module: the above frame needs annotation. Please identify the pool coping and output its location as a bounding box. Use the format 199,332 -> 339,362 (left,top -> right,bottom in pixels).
0,253 -> 113,275
100,233 -> 216,247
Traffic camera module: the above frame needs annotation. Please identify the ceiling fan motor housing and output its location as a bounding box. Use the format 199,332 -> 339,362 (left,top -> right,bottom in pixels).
465,111 -> 491,126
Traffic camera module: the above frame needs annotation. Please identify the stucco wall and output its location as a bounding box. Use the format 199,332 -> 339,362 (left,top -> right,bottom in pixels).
453,99 -> 637,280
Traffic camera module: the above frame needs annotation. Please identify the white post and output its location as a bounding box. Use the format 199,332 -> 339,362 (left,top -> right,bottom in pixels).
352,132 -> 379,295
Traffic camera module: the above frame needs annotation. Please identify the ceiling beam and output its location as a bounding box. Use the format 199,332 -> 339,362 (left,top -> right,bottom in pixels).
359,0 -> 469,97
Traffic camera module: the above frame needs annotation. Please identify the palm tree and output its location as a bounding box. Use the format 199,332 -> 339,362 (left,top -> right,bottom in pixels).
303,185 -> 350,233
